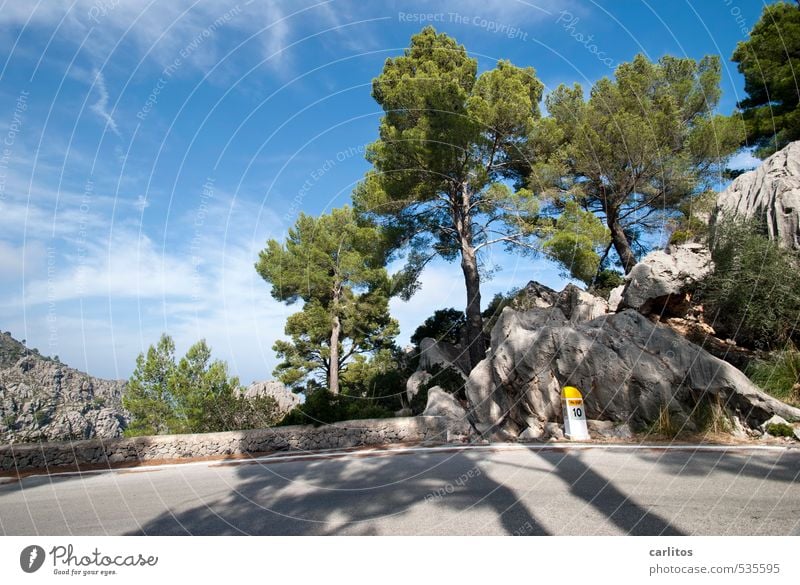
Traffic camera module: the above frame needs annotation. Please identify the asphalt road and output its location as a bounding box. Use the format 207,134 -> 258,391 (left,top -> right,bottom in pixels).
1,444 -> 798,535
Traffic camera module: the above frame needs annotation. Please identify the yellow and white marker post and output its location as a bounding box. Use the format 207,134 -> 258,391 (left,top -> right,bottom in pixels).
562,386 -> 589,440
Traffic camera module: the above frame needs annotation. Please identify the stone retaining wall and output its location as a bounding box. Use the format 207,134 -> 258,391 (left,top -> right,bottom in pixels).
0,416 -> 464,473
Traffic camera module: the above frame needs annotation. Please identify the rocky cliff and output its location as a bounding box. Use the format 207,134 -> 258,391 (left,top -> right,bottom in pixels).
0,332 -> 128,442
713,140 -> 800,250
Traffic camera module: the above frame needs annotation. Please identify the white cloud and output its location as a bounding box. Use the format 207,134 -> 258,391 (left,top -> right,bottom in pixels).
89,68 -> 121,137
0,0 -> 331,77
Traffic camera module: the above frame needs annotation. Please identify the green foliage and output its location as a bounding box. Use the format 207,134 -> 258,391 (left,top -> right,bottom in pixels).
255,207 -> 399,393
355,26 -> 545,370
699,220 -> 800,350
589,269 -> 625,300
340,348 -> 407,413
542,200 -> 609,285
34,409 -> 50,427
123,334 -> 281,437
280,388 -> 394,427
766,422 -> 795,437
668,189 -> 717,245
481,291 -> 514,336
747,349 -> 800,406
123,334 -> 181,436
532,54 -> 742,274
410,308 -> 465,346
732,2 -> 800,157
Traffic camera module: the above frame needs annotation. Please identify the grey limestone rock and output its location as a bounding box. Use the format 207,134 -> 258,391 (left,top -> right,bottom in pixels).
620,243 -> 713,315
713,140 -> 800,250
465,307 -> 800,435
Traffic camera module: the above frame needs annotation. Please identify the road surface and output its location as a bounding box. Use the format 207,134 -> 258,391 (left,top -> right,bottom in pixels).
1,444 -> 798,535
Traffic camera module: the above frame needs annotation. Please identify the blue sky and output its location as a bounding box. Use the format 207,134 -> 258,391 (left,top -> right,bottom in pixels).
0,0 -> 768,383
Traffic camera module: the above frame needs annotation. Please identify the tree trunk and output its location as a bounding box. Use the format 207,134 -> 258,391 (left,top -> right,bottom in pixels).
608,217 -> 637,274
460,241 -> 484,371
329,313 -> 341,395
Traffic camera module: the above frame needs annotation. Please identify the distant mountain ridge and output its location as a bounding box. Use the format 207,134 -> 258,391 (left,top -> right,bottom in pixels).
0,331 -> 128,443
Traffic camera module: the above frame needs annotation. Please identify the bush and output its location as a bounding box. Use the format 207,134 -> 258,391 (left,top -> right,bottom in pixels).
280,389 -> 394,427
747,348 -> 800,406
589,269 -> 625,300
123,334 -> 282,436
699,220 -> 800,350
765,422 -> 795,437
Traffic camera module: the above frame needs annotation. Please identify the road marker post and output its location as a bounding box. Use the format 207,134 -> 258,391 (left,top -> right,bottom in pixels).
562,386 -> 589,440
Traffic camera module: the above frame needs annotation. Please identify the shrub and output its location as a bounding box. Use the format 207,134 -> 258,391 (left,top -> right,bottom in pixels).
122,334 -> 280,436
699,220 -> 800,350
765,422 -> 795,437
747,348 -> 800,406
280,389 -> 394,427
589,269 -> 625,300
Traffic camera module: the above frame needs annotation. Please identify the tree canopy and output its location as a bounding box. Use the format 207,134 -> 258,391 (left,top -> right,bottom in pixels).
732,1 -> 800,158
355,26 -> 544,370
530,53 -> 742,274
255,206 -> 398,393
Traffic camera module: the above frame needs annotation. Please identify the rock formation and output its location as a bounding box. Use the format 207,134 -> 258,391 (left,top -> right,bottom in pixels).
713,140 -> 800,250
619,243 -> 713,316
239,380 -> 300,417
0,332 -> 128,442
464,306 -> 800,437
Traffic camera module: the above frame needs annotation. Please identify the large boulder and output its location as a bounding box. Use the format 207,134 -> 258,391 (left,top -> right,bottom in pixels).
465,306 -> 800,435
713,140 -> 800,250
240,380 -> 300,417
620,243 -> 713,315
422,386 -> 468,420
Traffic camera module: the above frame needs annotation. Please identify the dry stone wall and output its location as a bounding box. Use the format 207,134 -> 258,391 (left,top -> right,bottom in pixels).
0,416 -> 457,473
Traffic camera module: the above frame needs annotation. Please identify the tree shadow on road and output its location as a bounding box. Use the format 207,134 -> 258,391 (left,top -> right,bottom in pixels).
521,448 -> 685,536
127,450 -> 550,535
632,448 -> 800,484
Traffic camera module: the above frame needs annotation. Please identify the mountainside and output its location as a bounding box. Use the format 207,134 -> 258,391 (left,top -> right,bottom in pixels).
0,332 -> 128,443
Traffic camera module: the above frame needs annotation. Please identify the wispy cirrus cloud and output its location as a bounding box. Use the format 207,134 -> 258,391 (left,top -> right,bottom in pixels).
89,68 -> 121,137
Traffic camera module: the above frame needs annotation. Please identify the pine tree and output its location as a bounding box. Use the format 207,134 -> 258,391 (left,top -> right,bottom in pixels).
255,206 -> 398,394
355,27 -> 543,370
